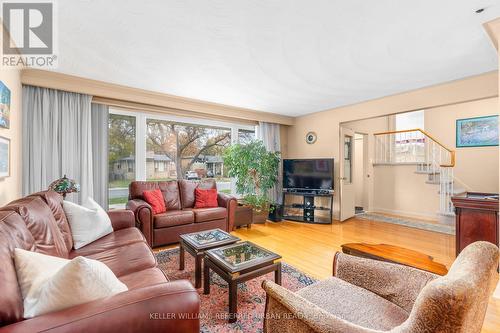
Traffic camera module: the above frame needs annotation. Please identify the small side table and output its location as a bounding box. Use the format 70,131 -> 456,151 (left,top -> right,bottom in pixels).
179,229 -> 240,288
233,203 -> 253,230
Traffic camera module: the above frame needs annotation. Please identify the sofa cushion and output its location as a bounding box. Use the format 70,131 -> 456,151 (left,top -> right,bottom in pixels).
14,249 -> 128,318
192,207 -> 227,223
179,179 -> 216,208
69,228 -> 145,257
1,196 -> 68,258
154,210 -> 194,228
0,211 -> 36,325
158,181 -> 181,210
80,242 -> 156,277
119,267 -> 167,290
143,189 -> 166,214
63,198 -> 113,250
296,277 -> 409,331
29,191 -> 73,252
194,188 -> 218,208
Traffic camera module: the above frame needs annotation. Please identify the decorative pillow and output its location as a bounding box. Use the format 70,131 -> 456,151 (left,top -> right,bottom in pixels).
14,248 -> 127,318
194,188 -> 218,208
143,189 -> 166,214
63,198 -> 113,249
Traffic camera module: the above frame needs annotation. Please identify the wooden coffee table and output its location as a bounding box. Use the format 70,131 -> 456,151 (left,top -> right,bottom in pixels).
179,229 -> 240,288
204,241 -> 282,323
341,243 -> 448,275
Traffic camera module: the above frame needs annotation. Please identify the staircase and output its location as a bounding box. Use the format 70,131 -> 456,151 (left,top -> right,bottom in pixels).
374,129 -> 465,217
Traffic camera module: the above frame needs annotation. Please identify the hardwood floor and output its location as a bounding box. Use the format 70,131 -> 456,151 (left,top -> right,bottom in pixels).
231,218 -> 500,333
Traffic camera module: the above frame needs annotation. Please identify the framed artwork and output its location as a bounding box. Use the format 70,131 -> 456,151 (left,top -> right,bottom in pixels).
0,136 -> 10,178
0,81 -> 11,129
456,115 -> 498,148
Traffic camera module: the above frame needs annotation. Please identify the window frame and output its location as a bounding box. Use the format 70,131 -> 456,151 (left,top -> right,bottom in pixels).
109,107 -> 257,183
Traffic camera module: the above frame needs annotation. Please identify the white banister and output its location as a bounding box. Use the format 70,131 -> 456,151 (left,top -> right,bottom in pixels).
374,128 -> 456,216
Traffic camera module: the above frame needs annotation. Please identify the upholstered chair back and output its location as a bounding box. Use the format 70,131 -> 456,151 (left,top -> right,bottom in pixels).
399,241 -> 498,333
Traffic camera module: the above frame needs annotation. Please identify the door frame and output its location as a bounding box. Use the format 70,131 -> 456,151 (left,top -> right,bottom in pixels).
339,126 -> 356,221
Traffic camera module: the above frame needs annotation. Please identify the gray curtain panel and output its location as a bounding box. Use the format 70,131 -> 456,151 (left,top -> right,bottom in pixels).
91,103 -> 109,209
22,85 -> 93,204
258,122 -> 282,204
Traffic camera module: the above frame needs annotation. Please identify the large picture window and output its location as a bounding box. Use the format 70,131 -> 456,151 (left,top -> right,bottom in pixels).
108,114 -> 136,208
108,109 -> 255,207
146,119 -> 232,193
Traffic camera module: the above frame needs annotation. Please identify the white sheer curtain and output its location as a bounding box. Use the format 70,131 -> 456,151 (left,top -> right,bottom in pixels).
22,85 -> 94,204
91,103 -> 109,208
258,122 -> 282,204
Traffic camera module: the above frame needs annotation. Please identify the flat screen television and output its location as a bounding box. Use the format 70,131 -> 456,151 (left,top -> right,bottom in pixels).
283,158 -> 334,191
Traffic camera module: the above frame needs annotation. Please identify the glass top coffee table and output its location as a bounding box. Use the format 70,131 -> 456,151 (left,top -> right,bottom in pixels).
203,241 -> 282,323
179,229 -> 240,288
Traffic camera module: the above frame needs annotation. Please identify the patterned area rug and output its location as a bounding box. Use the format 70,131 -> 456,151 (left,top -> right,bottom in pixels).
155,247 -> 317,333
357,213 -> 455,235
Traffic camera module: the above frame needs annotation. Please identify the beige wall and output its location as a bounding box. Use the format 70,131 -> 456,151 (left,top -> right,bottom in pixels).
0,68 -> 22,205
287,72 -> 498,219
425,97 -> 499,193
373,165 -> 440,220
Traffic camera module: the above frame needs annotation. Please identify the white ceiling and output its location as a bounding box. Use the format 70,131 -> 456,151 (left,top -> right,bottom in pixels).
55,0 -> 500,116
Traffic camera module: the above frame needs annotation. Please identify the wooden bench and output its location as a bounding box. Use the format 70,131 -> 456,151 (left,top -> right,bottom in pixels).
341,243 -> 448,275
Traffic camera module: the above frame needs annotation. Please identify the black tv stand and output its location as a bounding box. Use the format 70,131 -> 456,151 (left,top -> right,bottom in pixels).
282,190 -> 333,224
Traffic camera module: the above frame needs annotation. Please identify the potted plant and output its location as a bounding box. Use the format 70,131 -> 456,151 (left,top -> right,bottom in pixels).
223,140 -> 281,224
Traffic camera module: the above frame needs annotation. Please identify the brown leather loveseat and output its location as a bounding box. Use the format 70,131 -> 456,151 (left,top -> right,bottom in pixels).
126,179 -> 237,247
0,191 -> 199,333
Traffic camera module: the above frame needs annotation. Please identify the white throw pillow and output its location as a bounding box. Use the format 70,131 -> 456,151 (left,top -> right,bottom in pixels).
14,248 -> 128,318
63,197 -> 113,249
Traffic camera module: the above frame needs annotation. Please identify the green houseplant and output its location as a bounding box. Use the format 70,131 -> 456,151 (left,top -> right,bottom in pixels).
223,140 -> 280,223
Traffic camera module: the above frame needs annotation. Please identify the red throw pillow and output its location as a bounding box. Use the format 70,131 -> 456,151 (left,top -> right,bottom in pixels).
194,188 -> 218,208
143,189 -> 166,214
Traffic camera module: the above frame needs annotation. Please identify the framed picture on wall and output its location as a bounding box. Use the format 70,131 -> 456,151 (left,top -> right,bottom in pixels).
0,136 -> 10,178
0,81 -> 11,129
456,115 -> 499,148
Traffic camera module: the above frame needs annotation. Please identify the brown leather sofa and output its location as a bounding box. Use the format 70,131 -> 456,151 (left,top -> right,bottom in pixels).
126,179 -> 237,247
0,191 -> 199,333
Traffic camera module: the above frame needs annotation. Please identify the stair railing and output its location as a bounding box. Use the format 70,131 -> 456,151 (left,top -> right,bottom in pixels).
374,129 -> 456,216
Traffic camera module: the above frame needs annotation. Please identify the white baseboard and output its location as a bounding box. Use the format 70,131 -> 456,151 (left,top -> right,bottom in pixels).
370,207 -> 438,221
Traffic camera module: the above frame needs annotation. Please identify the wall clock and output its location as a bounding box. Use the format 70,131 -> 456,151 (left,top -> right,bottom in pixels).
305,131 -> 317,144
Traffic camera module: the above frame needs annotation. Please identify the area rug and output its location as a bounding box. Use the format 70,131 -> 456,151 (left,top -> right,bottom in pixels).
357,212 -> 455,235
155,247 -> 317,333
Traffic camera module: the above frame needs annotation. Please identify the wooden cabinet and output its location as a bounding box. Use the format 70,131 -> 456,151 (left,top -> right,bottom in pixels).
451,192 -> 499,256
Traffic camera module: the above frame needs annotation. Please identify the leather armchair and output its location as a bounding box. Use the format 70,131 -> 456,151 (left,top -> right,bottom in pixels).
262,241 -> 499,333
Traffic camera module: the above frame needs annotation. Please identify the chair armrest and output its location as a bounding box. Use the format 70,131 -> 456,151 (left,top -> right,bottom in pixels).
107,209 -> 135,231
126,199 -> 153,246
333,252 -> 438,312
0,281 -> 199,333
217,193 -> 237,231
262,280 -> 377,333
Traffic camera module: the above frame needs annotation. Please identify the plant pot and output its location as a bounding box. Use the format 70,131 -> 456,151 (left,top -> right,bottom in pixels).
252,209 -> 268,224
268,204 -> 283,222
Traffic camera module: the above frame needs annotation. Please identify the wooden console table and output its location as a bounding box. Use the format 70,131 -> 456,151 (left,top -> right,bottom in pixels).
451,192 -> 499,256
341,243 -> 448,275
